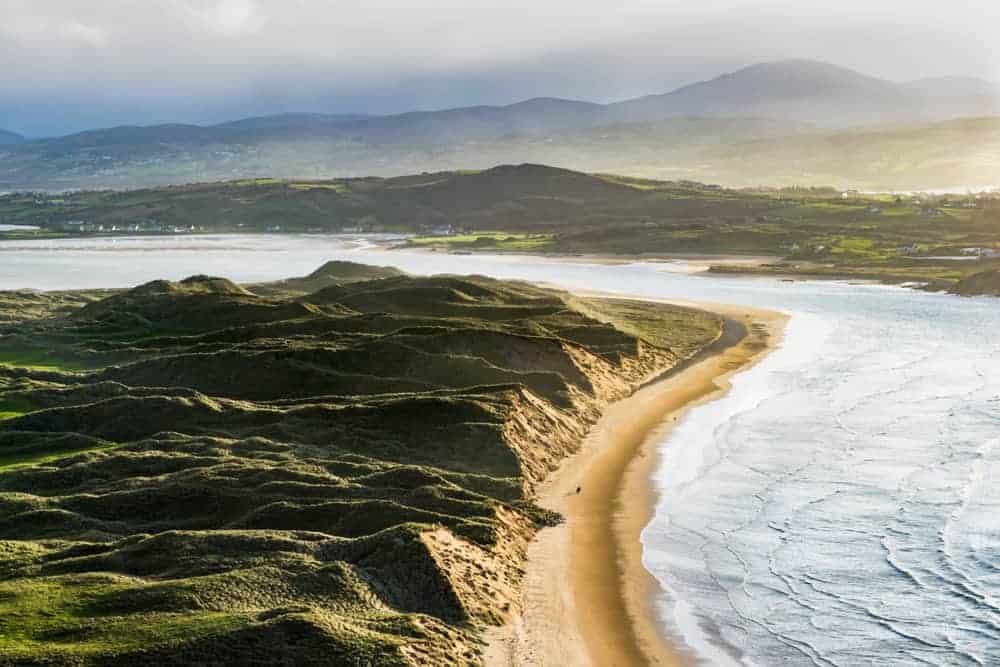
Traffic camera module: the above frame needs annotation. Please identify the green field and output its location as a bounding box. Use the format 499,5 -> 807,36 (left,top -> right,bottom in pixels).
407,231 -> 555,252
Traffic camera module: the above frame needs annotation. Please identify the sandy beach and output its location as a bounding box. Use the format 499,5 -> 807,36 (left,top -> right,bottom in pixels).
485,299 -> 786,666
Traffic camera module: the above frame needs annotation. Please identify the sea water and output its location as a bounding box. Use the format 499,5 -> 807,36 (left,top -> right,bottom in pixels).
1,234 -> 998,665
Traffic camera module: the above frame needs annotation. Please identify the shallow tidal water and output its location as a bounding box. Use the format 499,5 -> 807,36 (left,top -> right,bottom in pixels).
2,234 -> 998,666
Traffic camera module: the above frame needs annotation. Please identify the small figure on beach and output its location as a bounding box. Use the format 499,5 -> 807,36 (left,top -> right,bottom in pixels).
576,486 -> 581,494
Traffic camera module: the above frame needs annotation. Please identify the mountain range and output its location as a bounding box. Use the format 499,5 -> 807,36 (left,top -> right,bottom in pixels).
2,60 -> 998,191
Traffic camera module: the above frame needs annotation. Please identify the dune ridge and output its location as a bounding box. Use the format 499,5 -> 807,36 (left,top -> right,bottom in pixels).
0,262 -> 723,665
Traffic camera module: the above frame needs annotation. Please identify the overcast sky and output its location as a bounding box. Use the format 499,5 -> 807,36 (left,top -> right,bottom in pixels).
2,0 -> 997,136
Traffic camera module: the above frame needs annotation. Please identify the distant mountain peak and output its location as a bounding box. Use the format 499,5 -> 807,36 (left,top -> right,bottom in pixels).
673,59 -> 901,100
504,97 -> 600,111
608,58 -> 912,124
731,59 -> 871,75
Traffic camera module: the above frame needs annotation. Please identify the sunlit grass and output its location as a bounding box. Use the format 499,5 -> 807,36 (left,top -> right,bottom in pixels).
407,231 -> 555,251
0,351 -> 90,373
0,576 -> 251,658
0,442 -> 121,473
231,178 -> 281,187
288,182 -> 349,194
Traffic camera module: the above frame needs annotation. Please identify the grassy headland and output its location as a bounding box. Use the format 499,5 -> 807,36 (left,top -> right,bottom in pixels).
0,261 -> 721,664
3,164 -> 998,293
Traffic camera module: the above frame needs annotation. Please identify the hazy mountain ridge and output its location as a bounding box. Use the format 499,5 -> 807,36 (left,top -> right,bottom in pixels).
4,115 -> 998,191
16,60 -> 998,148
2,60 -> 998,190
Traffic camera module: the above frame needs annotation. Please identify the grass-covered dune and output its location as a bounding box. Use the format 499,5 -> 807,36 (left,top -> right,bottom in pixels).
0,261 -> 721,665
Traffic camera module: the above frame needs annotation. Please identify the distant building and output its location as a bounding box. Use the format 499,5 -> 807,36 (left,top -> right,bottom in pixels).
417,224 -> 455,237
965,247 -> 1000,259
57,220 -> 95,233
122,220 -> 163,233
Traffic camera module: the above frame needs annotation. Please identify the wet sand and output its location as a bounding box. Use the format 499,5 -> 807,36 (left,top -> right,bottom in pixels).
485,299 -> 786,666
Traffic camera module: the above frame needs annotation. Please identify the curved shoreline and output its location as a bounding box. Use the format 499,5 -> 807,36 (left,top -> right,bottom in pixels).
485,300 -> 786,666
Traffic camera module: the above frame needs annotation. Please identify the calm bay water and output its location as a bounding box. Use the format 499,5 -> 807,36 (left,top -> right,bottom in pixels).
2,234 -> 998,665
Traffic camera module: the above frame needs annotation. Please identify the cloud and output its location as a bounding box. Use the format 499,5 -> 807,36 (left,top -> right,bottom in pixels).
0,0 -> 997,136
58,21 -> 109,48
1,15 -> 107,49
177,0 -> 267,36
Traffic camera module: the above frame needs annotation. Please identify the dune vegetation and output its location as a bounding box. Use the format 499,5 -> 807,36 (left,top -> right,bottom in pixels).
0,261 -> 721,665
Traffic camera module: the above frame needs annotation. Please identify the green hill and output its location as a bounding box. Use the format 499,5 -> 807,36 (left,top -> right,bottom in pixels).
0,164 -> 644,233
0,262 -> 721,665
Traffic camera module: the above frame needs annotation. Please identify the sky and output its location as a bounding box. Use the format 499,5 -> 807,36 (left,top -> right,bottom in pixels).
1,0 -> 998,137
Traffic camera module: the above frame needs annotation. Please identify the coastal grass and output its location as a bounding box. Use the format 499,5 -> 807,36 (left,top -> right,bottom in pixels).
0,441 -> 120,472
569,297 -> 722,357
0,350 -> 91,372
0,576 -> 253,659
0,397 -> 34,423
0,262 -> 722,663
